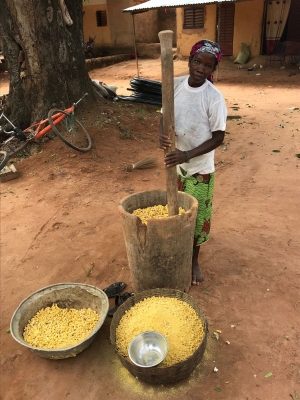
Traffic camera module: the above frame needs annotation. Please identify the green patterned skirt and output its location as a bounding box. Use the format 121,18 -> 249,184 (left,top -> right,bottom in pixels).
178,170 -> 215,246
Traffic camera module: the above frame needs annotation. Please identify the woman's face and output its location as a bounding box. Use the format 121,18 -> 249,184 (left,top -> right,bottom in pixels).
188,52 -> 217,87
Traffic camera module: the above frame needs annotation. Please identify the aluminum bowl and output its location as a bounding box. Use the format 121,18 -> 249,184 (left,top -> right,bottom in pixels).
128,331 -> 168,368
10,282 -> 109,359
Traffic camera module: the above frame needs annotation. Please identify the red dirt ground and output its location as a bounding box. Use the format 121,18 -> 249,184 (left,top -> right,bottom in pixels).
1,57 -> 300,400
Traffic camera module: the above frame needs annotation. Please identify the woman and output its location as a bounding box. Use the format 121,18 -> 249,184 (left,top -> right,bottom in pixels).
159,40 -> 227,285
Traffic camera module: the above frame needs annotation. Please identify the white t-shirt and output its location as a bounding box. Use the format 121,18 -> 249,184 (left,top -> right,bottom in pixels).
174,76 -> 227,176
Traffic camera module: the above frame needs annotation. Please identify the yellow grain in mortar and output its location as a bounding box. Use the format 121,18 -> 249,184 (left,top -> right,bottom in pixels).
23,303 -> 99,349
132,205 -> 185,225
115,297 -> 204,367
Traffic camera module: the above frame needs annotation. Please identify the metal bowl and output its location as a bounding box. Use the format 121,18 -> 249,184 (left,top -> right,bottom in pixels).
128,331 -> 168,368
10,282 -> 109,359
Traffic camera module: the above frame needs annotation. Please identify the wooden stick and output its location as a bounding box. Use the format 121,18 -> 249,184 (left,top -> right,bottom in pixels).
131,13 -> 139,77
158,30 -> 179,216
215,4 -> 221,82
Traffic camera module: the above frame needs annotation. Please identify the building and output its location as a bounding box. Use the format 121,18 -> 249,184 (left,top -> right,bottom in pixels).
83,0 -> 300,59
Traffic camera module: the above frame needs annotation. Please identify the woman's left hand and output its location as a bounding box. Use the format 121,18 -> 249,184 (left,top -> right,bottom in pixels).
164,149 -> 188,167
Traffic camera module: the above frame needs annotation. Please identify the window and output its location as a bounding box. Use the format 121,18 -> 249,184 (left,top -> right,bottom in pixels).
183,7 -> 205,29
96,11 -> 107,27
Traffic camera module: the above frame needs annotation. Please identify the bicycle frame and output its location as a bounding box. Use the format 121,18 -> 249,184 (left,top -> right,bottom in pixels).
0,113 -> 17,130
0,112 -> 28,142
33,104 -> 74,140
31,93 -> 88,140
0,93 -> 88,142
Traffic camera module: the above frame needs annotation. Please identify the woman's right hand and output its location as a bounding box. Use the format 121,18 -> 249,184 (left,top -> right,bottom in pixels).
159,133 -> 172,150
159,117 -> 172,149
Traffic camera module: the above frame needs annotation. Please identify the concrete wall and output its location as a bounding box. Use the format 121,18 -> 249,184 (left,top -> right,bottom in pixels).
106,0 -> 135,46
233,0 -> 264,57
85,54 -> 132,71
176,0 -> 264,58
134,10 -> 159,43
157,8 -> 177,46
176,5 -> 217,57
83,0 -> 162,54
82,2 -> 111,47
83,0 -> 135,54
134,8 -> 177,45
134,7 -> 177,47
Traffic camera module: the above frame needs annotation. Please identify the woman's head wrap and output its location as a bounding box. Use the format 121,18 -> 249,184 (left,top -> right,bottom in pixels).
190,40 -> 222,64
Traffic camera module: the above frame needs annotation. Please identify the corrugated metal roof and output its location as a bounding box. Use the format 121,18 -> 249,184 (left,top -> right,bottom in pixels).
123,0 -> 251,13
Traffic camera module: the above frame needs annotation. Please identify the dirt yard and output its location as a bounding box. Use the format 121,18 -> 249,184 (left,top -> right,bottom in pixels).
1,56 -> 300,400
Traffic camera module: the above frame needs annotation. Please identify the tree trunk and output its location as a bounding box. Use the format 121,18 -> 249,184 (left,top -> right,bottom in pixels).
0,0 -> 95,129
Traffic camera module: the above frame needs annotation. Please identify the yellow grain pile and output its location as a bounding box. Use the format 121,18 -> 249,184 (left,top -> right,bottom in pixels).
23,303 -> 99,349
132,205 -> 185,225
115,296 -> 204,367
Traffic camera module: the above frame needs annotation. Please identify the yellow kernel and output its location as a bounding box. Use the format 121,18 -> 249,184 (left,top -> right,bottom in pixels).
23,304 -> 99,349
132,205 -> 185,225
115,296 -> 204,367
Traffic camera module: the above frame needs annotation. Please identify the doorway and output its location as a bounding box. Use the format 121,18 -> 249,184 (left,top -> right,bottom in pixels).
216,3 -> 235,56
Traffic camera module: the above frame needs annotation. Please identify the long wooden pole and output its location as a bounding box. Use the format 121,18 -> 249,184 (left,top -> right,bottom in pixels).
215,3 -> 221,82
131,13 -> 139,77
158,30 -> 179,217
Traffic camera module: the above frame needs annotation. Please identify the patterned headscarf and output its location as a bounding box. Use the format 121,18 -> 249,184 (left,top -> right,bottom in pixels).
190,39 -> 222,64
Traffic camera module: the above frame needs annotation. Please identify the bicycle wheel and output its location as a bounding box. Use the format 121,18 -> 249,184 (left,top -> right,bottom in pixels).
0,150 -> 9,170
48,109 -> 92,152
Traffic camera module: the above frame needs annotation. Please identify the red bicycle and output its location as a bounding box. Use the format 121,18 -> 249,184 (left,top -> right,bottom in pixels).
0,93 -> 92,171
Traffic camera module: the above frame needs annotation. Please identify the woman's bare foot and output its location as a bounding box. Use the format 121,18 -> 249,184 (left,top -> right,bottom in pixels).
192,264 -> 204,285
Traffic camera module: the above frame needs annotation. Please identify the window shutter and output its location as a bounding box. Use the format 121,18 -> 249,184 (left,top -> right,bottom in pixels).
96,11 -> 107,27
184,7 -> 204,29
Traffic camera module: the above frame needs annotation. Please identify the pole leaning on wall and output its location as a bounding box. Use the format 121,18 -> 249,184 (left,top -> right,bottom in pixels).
131,13 -> 139,77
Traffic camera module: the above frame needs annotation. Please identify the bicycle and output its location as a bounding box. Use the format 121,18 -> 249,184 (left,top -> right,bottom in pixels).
84,36 -> 96,59
0,93 -> 92,171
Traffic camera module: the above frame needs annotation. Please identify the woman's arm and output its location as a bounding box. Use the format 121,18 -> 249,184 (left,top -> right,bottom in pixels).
163,130 -> 225,167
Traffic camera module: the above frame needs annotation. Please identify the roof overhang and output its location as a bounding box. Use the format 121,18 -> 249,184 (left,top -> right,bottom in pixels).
123,0 -> 252,14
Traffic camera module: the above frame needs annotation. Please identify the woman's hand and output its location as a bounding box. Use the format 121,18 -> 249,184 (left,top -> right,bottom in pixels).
159,116 -> 173,150
159,132 -> 172,150
164,149 -> 187,167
